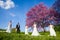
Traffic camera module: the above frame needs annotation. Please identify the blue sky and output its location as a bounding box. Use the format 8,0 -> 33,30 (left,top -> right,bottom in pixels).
0,0 -> 55,32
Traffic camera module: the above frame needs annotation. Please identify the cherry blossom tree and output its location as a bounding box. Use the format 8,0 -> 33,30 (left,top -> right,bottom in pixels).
25,3 -> 57,35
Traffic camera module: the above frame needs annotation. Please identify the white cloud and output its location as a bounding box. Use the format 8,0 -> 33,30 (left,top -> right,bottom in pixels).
0,0 -> 4,7
0,0 -> 15,9
10,13 -> 16,17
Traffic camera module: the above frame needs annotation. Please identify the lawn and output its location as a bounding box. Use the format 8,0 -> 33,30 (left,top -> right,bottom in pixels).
0,25 -> 60,40
0,31 -> 60,40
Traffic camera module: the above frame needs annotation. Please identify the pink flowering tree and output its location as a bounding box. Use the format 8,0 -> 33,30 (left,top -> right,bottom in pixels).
25,3 -> 57,34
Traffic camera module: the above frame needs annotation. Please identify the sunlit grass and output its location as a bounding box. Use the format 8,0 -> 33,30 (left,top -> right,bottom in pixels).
0,25 -> 60,40
0,31 -> 60,40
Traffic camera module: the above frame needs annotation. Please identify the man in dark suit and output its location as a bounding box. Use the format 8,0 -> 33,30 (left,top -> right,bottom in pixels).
16,22 -> 20,33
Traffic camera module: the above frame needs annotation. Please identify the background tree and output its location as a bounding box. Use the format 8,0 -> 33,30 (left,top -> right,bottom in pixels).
51,0 -> 60,31
26,3 -> 57,32
52,0 -> 60,24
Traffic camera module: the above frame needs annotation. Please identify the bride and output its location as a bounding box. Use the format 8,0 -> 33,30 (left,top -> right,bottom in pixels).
6,21 -> 12,33
49,23 -> 56,36
31,22 -> 40,36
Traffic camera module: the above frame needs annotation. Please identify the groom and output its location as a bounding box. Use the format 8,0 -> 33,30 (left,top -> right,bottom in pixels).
16,22 -> 20,33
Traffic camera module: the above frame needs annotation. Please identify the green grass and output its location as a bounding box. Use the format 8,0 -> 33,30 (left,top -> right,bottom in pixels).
0,25 -> 60,40
0,32 -> 60,40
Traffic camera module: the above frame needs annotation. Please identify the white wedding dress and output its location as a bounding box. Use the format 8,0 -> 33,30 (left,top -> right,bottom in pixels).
6,22 -> 12,33
31,23 -> 40,36
49,24 -> 56,36
25,26 -> 28,35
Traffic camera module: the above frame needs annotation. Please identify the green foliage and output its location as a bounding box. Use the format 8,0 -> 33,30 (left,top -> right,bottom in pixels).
0,32 -> 60,40
54,24 -> 60,31
0,29 -> 6,31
